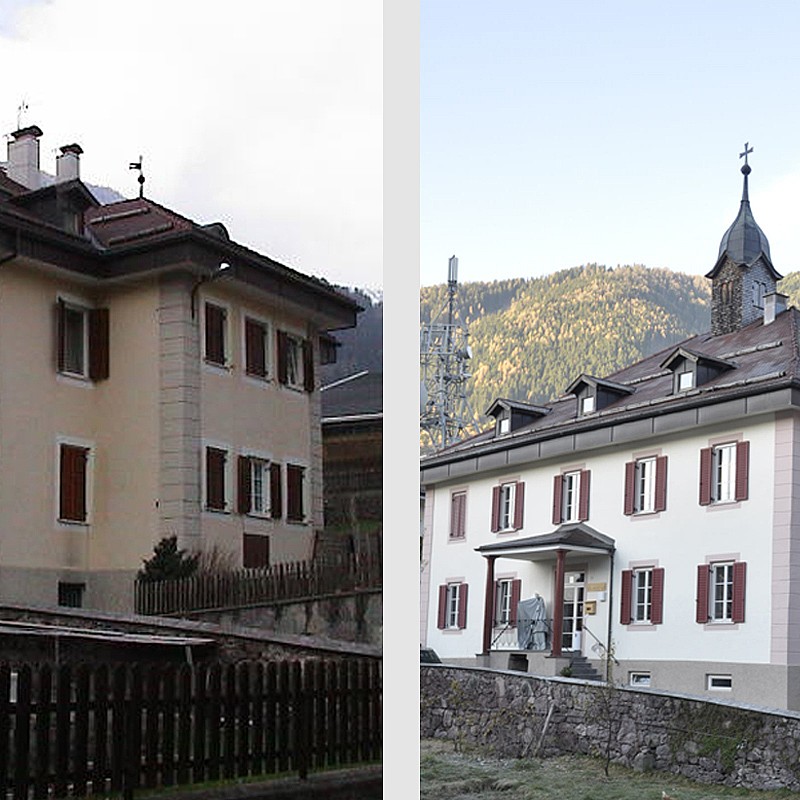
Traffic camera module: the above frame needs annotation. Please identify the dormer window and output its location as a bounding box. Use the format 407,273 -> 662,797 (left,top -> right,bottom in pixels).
566,375 -> 632,418
486,399 -> 550,437
661,348 -> 735,395
677,370 -> 694,392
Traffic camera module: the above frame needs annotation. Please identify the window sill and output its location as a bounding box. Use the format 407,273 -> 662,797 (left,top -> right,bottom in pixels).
203,360 -> 233,374
626,622 -> 657,630
244,372 -> 272,386
57,518 -> 89,528
703,620 -> 740,630
203,507 -> 231,515
56,372 -> 93,388
447,535 -> 466,542
704,500 -> 742,512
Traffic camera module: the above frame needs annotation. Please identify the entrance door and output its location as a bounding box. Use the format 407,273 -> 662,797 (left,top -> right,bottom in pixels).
562,571 -> 585,652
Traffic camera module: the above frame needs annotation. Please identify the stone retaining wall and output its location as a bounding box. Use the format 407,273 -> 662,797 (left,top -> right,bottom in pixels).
421,664 -> 800,791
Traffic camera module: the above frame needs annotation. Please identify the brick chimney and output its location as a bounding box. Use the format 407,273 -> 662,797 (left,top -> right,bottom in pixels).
764,291 -> 788,325
56,143 -> 83,183
6,125 -> 43,190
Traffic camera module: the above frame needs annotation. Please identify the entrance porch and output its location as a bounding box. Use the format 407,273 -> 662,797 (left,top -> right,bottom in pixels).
475,523 -> 615,677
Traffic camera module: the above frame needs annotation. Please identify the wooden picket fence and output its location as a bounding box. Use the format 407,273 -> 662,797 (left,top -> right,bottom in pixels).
135,552 -> 382,616
0,657 -> 381,798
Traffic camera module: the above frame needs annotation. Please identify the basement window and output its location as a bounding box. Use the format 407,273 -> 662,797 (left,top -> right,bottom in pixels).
629,672 -> 651,688
706,674 -> 732,691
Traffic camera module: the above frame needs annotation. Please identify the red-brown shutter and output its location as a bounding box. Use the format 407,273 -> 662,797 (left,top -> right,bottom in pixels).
654,456 -> 668,512
237,456 -> 251,514
206,447 -> 226,510
491,486 -> 501,532
457,584 -> 468,629
276,330 -> 288,385
623,461 -> 636,516
88,307 -> 109,381
509,579 -> 521,626
302,339 -> 315,392
450,493 -> 466,539
245,319 -> 266,377
243,534 -> 269,568
286,464 -> 304,521
59,444 -> 88,522
437,585 -> 448,629
696,564 -> 710,623
651,567 -> 665,625
620,569 -> 633,625
513,481 -> 525,530
735,441 -> 750,502
578,469 -> 591,521
205,304 -> 226,365
56,299 -> 66,372
270,462 -> 282,519
552,475 -> 563,525
732,561 -> 747,623
699,447 -> 713,505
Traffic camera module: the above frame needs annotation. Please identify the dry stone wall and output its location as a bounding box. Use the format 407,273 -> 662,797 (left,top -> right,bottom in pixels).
421,665 -> 800,791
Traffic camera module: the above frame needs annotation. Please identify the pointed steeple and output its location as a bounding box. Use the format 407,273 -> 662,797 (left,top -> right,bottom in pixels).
706,144 -> 782,336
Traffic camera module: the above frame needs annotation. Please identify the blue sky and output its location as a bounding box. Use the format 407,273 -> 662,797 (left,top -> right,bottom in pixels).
421,1 -> 800,288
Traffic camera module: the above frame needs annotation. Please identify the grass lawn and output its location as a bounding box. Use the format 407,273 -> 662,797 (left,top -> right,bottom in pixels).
420,739 -> 796,800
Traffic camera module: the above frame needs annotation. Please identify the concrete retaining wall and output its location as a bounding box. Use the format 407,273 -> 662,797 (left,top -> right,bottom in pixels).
421,664 -> 800,791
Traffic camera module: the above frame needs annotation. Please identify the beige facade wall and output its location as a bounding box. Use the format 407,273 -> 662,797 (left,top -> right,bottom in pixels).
196,282 -> 319,566
0,258 -> 327,611
0,259 -> 161,609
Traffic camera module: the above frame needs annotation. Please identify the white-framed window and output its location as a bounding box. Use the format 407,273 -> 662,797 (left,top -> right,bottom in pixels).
629,672 -> 651,688
250,457 -> 270,516
710,561 -> 734,622
285,334 -> 304,389
446,583 -> 462,629
496,578 -> 513,626
635,457 -> 656,513
498,417 -> 510,434
633,568 -> 653,623
203,300 -> 230,368
57,437 -> 93,525
498,482 -> 516,530
581,395 -> 596,414
677,370 -> 694,391
562,471 -> 581,522
707,674 -> 733,691
712,443 -> 736,503
56,297 -> 109,381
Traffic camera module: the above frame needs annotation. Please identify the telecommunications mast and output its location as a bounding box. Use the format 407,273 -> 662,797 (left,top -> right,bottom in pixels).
420,255 -> 479,452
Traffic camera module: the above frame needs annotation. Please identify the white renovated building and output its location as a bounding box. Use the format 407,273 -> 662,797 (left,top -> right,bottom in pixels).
420,156 -> 800,711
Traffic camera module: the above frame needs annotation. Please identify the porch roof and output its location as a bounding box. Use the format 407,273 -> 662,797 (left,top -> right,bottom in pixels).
475,523 -> 615,560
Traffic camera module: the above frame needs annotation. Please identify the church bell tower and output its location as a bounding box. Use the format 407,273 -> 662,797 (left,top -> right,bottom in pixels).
706,144 -> 782,336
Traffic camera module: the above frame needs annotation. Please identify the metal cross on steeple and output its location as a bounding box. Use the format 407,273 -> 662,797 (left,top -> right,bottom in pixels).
739,142 -> 753,166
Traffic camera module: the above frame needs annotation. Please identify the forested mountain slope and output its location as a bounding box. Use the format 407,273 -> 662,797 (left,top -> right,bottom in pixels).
421,264 -> 800,424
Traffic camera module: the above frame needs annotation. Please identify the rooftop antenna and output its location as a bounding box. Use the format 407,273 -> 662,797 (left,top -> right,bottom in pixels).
129,155 -> 145,198
420,255 -> 480,452
16,100 -> 28,130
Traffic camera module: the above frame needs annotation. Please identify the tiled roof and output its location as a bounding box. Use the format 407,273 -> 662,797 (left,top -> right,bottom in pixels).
85,197 -> 193,248
422,308 -> 800,465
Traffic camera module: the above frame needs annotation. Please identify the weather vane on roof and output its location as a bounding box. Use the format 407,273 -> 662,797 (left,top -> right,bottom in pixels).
129,155 -> 145,198
739,142 -> 753,166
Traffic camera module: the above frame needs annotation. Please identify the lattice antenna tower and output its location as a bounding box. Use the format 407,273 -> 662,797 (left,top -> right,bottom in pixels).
420,255 -> 480,452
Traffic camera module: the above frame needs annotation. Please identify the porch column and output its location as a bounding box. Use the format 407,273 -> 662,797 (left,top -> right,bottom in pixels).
551,548 -> 566,657
482,555 -> 497,654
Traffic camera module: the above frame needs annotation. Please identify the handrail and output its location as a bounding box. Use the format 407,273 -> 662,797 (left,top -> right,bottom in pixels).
582,623 -> 619,665
490,621 -> 513,647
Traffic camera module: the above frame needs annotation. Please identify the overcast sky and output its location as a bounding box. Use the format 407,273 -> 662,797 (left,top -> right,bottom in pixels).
0,0 -> 382,293
422,1 -> 800,288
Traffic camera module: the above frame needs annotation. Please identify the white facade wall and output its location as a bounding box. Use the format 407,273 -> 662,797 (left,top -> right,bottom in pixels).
423,412 -> 777,667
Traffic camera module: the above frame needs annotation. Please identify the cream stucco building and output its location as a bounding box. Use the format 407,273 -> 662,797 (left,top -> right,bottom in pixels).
0,125 -> 359,612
